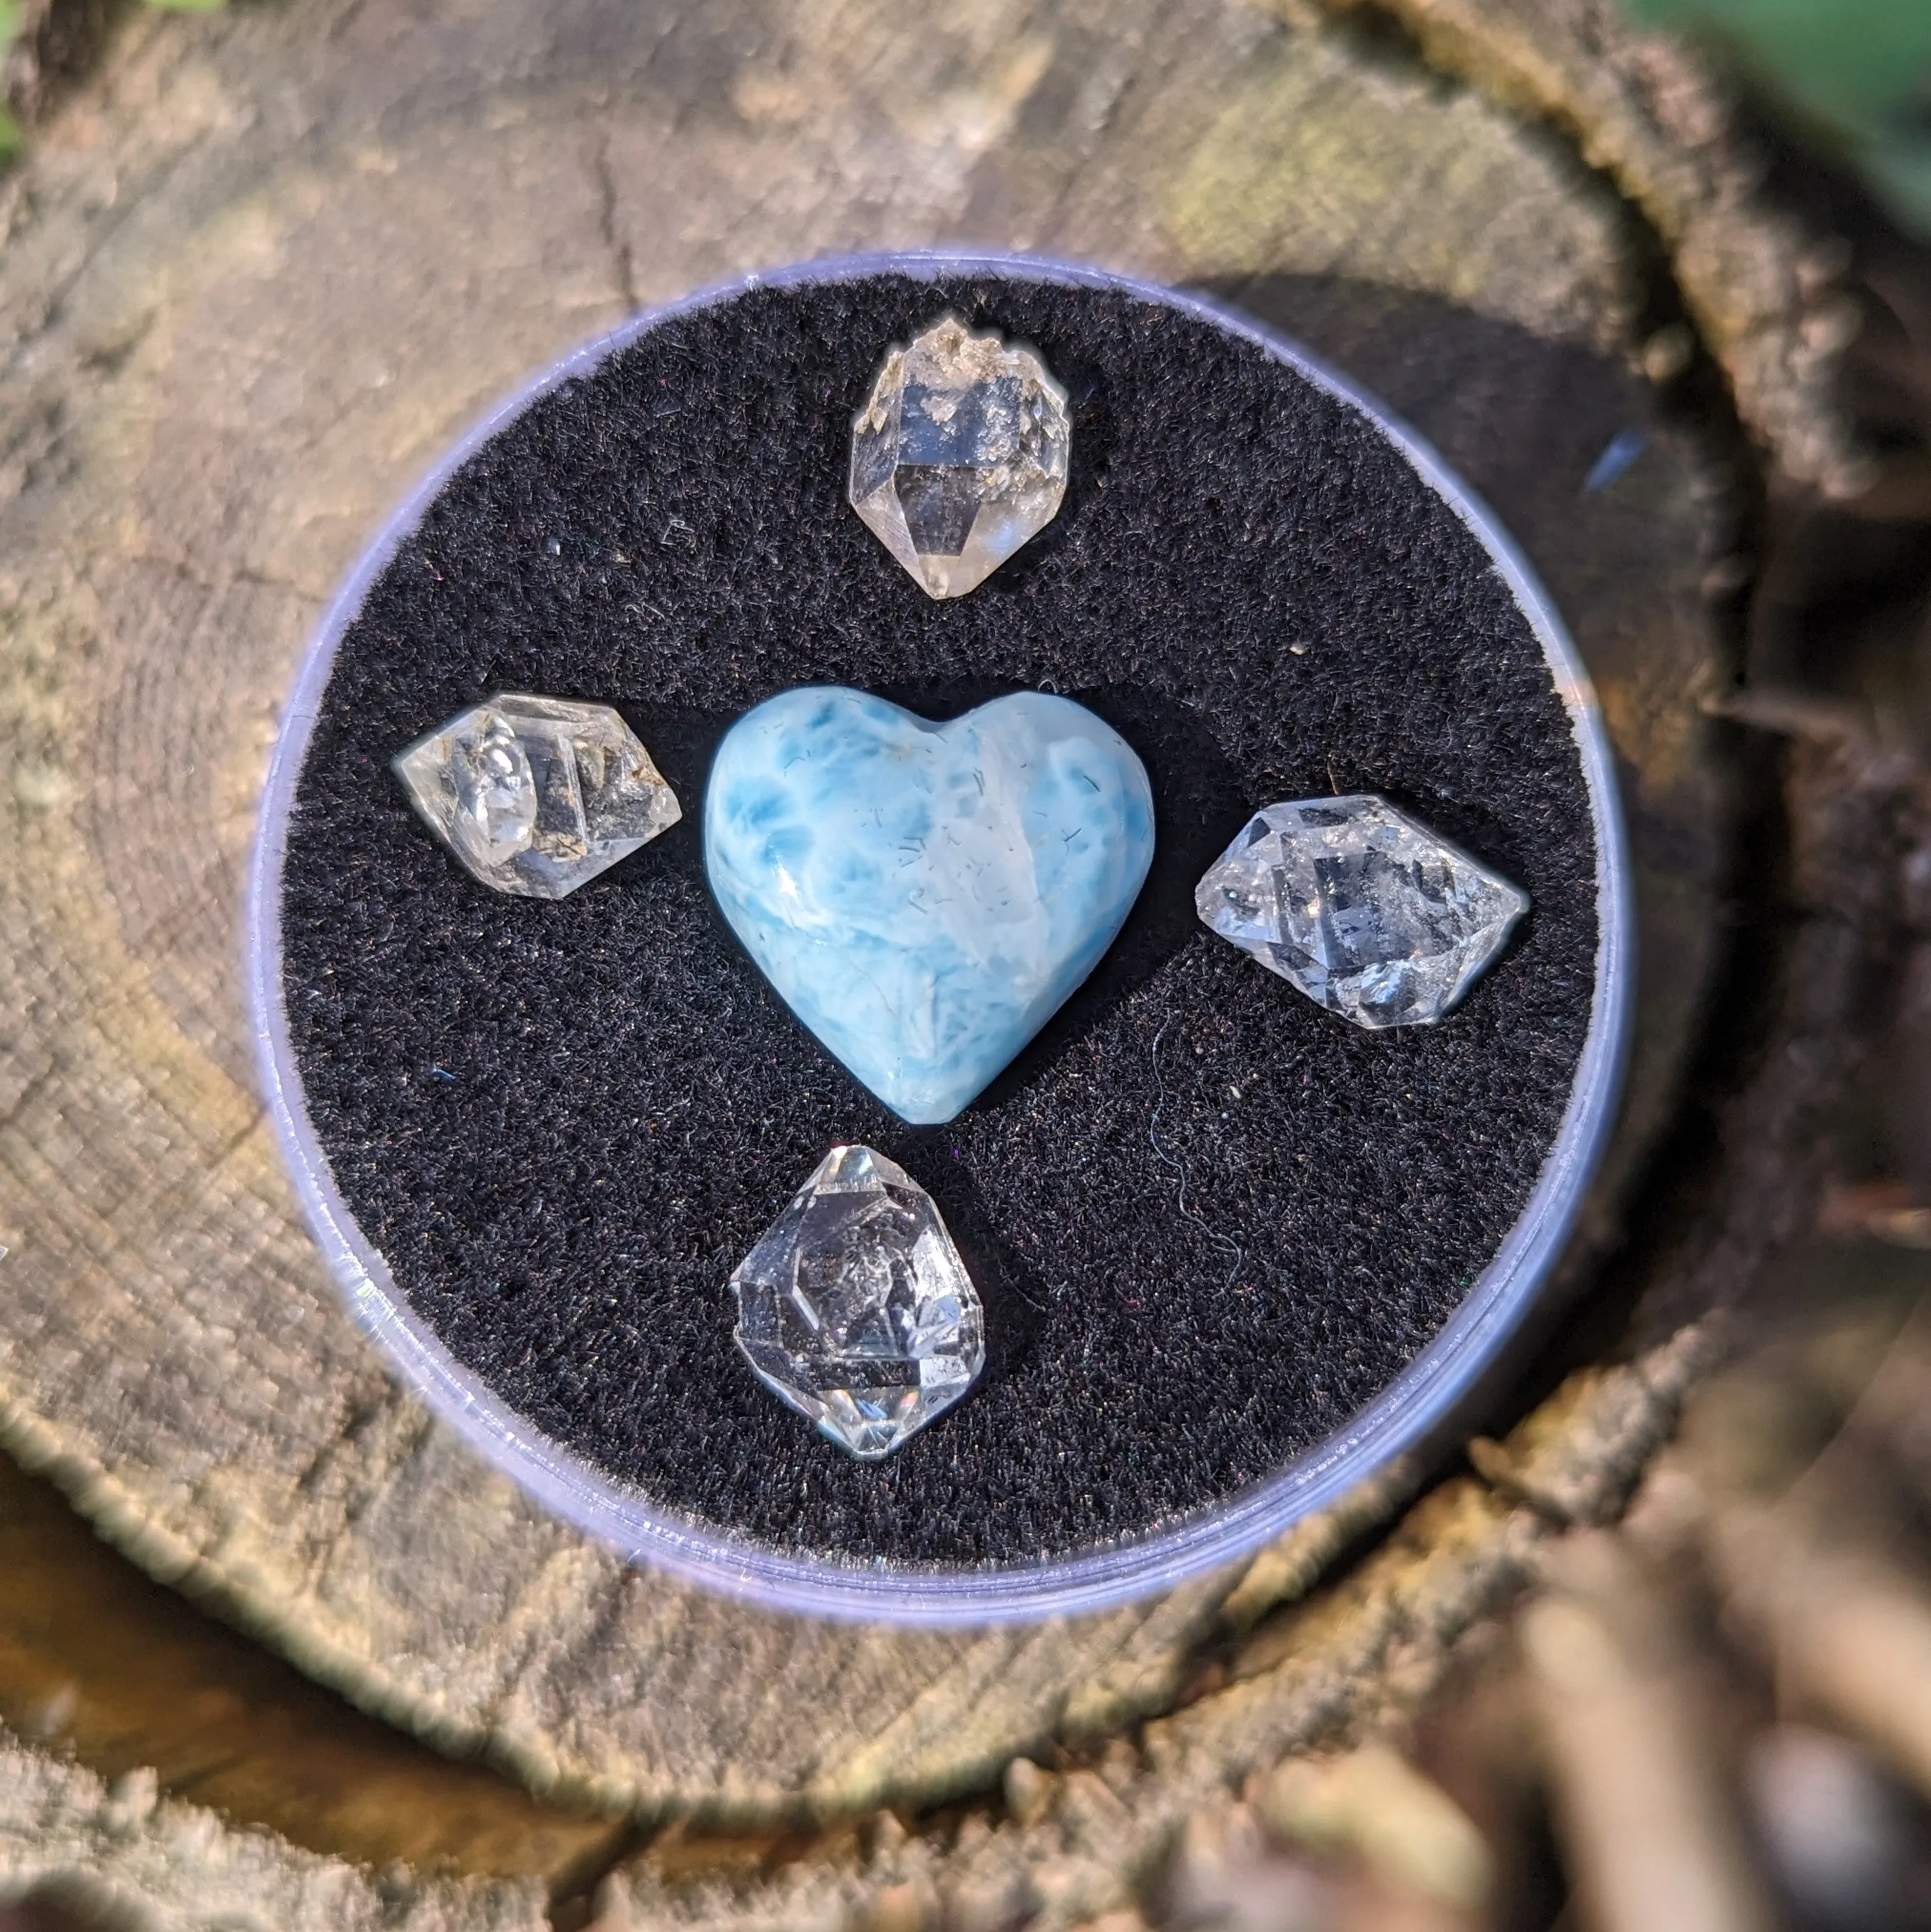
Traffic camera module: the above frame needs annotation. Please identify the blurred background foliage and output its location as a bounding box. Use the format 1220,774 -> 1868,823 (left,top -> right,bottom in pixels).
0,0 -> 226,160
1624,0 -> 1931,234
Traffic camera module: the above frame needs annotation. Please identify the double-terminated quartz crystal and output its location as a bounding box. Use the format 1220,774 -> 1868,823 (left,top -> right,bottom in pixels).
393,694 -> 681,899
731,1145 -> 984,1459
1196,794 -> 1529,1029
849,315 -> 1071,600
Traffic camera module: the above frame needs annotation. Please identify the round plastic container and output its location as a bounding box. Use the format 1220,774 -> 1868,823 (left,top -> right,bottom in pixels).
246,251 -> 1632,1625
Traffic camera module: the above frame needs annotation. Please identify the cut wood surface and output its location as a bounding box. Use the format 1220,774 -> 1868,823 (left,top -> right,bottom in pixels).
0,0 -> 1869,1909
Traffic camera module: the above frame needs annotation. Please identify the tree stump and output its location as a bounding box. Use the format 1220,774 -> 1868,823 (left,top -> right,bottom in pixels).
0,0 -> 1875,1923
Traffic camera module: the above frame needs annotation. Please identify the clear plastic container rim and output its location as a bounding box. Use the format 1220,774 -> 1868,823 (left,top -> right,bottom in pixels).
243,248 -> 1634,1627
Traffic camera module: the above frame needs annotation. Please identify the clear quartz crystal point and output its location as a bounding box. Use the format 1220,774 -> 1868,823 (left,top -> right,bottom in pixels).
849,314 -> 1071,600
730,1144 -> 985,1459
393,693 -> 680,899
1196,794 -> 1529,1029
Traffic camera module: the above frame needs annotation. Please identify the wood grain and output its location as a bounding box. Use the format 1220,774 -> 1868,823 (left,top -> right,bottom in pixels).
0,1451 -> 627,1885
0,0 -> 1844,1888
0,1727 -> 553,1931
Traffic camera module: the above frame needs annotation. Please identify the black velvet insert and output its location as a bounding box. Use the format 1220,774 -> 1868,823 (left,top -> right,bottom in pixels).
280,275 -> 1597,1567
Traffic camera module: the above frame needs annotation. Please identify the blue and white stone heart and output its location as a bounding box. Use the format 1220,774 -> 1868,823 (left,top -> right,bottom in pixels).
705,688 -> 1155,1124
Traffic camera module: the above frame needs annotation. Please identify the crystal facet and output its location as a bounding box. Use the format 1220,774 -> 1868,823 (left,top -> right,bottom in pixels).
705,686 -> 1155,1124
849,314 -> 1070,600
731,1145 -> 985,1459
1196,794 -> 1529,1029
393,693 -> 680,899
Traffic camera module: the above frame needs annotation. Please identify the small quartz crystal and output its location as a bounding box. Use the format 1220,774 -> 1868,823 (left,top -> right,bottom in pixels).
1196,794 -> 1529,1029
731,1145 -> 984,1459
849,314 -> 1070,599
393,693 -> 680,899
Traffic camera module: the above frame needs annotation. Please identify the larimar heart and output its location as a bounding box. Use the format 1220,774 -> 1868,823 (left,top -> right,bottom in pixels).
705,688 -> 1155,1124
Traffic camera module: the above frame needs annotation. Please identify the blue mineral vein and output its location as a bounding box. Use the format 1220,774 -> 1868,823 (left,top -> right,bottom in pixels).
704,687 -> 1155,1124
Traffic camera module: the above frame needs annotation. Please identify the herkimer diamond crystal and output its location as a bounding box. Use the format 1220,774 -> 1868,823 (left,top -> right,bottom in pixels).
731,1145 -> 984,1459
849,314 -> 1070,600
1196,794 -> 1529,1029
393,693 -> 680,899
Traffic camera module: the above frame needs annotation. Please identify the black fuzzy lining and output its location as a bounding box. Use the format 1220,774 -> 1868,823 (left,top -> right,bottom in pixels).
279,275 -> 1595,1566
